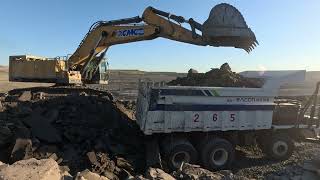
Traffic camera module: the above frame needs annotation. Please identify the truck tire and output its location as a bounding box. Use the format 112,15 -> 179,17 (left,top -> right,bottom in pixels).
200,138 -> 234,170
265,134 -> 294,160
163,138 -> 198,170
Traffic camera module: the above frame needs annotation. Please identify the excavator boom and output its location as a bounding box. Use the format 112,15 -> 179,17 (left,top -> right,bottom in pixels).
9,3 -> 257,84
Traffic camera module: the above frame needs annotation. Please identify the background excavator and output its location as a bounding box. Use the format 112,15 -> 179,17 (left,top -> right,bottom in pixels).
9,3 -> 257,85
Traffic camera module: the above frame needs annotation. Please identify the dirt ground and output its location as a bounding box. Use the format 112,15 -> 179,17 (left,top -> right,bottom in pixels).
1,66 -> 320,179
0,69 -> 52,93
234,142 -> 320,179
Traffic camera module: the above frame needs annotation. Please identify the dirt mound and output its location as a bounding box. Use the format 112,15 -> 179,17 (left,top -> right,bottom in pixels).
0,88 -> 145,178
168,63 -> 264,88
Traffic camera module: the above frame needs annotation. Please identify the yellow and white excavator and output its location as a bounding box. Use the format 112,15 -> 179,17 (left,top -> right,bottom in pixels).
9,3 -> 258,84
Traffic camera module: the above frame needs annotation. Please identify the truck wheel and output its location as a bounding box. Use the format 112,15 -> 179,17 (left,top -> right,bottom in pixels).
200,138 -> 234,170
163,138 -> 198,170
266,134 -> 294,160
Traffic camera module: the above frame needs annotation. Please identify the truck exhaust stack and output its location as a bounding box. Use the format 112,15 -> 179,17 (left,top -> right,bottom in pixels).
202,3 -> 258,52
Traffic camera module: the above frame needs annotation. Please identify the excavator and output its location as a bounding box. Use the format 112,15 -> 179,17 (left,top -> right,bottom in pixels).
9,3 -> 258,84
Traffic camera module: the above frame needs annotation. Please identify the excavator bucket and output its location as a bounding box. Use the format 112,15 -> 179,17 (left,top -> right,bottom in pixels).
202,3 -> 258,52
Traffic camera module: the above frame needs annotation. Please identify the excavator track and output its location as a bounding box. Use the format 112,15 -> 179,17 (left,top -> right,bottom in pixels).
6,84 -> 114,101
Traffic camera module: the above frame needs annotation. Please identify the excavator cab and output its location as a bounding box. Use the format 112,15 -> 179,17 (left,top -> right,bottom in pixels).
202,3 -> 258,52
91,58 -> 109,84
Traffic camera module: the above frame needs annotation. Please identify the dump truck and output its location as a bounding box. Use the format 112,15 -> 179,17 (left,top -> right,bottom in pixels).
9,3 -> 257,85
136,81 -> 320,170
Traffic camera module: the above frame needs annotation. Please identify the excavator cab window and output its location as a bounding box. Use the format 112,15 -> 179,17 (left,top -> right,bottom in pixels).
91,58 -> 109,84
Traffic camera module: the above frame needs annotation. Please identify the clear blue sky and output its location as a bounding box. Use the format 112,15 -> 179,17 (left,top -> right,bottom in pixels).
0,0 -> 319,72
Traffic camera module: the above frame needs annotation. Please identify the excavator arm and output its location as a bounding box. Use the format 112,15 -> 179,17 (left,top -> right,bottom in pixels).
68,3 -> 258,82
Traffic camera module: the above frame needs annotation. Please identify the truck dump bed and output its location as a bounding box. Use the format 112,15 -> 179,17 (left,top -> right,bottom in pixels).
136,82 -> 277,135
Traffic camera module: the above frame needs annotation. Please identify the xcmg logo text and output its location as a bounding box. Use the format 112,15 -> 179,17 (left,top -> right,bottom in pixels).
116,28 -> 144,37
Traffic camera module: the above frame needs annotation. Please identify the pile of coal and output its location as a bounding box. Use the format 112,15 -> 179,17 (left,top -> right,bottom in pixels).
0,89 -> 145,178
168,63 -> 264,88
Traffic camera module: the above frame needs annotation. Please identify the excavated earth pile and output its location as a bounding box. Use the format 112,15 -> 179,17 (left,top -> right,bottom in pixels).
168,63 -> 264,88
0,87 -> 145,179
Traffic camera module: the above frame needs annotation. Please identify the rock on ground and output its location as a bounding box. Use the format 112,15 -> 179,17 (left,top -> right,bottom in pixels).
17,91 -> 32,102
145,167 -> 175,180
10,138 -> 33,162
0,161 -> 6,170
75,169 -> 109,180
0,158 -> 62,180
172,163 -> 225,180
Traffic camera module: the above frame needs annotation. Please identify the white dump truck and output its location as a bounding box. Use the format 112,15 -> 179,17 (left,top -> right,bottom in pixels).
136,80 -> 320,170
